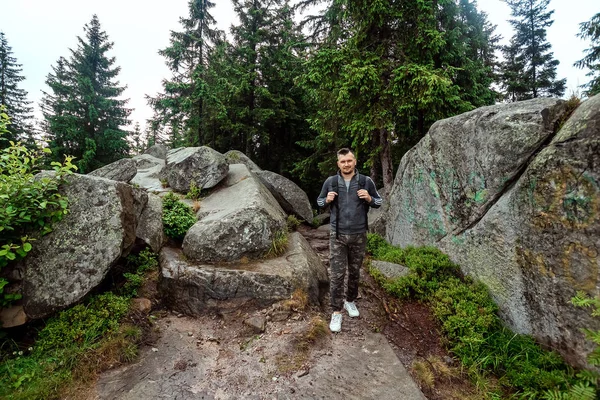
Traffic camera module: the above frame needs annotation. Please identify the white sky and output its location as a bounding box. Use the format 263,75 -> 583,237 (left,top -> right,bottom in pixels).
0,0 -> 597,131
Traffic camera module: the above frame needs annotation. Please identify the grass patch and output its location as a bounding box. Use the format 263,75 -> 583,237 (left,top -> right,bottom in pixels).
282,289 -> 309,312
265,229 -> 288,258
286,215 -> 302,231
0,250 -> 158,399
275,315 -> 329,374
366,233 -> 598,399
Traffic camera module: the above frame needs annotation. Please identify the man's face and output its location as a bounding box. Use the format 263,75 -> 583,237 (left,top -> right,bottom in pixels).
337,152 -> 357,175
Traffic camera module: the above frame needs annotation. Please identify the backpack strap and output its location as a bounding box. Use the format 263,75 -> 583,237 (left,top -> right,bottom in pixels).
330,176 -> 340,239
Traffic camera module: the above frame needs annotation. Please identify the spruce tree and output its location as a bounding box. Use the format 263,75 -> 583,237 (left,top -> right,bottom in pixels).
499,0 -> 566,100
41,16 -> 130,172
574,12 -> 600,97
226,0 -> 310,172
297,0 -> 497,192
0,32 -> 34,147
148,0 -> 219,146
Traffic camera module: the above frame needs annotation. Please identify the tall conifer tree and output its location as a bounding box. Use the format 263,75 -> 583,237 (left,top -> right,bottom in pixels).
574,12 -> 600,97
499,0 -> 566,100
41,16 -> 130,172
148,0 -> 219,146
298,0 -> 497,192
0,32 -> 34,147
226,0 -> 309,172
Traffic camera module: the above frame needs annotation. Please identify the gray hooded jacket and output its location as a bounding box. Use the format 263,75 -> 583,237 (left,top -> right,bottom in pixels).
317,170 -> 383,235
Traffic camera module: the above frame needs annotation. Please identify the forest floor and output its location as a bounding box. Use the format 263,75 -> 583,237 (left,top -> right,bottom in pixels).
87,224 -> 481,400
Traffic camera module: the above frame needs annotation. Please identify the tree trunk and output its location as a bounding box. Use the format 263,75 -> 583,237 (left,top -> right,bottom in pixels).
379,128 -> 393,197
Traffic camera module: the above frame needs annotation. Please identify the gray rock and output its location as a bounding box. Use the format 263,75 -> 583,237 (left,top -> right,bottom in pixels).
368,202 -> 387,237
143,144 -> 169,160
313,213 -> 330,226
386,96 -> 600,367
131,154 -> 167,192
160,232 -> 329,314
163,147 -> 229,192
182,164 -> 287,262
256,170 -> 314,223
136,193 -> 165,253
224,150 -> 261,172
371,260 -> 410,280
387,98 -> 568,246
88,158 -> 137,183
243,315 -> 267,333
22,174 -> 147,319
0,305 -> 27,328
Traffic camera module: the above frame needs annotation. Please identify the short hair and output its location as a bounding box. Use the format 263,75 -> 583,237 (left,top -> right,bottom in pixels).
337,148 -> 354,158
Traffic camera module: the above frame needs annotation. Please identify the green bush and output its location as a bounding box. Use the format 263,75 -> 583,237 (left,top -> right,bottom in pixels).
0,107 -> 76,306
366,233 -> 596,398
0,293 -> 131,399
162,192 -> 196,240
121,249 -> 158,297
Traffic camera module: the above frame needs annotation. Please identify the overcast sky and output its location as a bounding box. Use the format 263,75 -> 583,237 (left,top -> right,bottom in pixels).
0,0 -> 597,131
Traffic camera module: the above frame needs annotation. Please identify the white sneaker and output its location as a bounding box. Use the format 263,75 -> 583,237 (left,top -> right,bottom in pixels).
344,301 -> 360,318
329,312 -> 342,332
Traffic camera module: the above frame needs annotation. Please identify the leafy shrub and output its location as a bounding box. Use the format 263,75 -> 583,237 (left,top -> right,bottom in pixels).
0,293 -> 133,399
162,192 -> 196,240
0,107 -> 76,306
366,233 -> 596,398
121,249 -> 158,297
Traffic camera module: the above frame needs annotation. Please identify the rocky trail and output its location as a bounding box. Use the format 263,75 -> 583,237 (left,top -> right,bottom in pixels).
92,225 -> 462,400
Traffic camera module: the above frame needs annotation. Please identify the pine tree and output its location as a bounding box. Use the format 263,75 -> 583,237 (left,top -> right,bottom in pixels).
226,0 -> 310,172
574,12 -> 600,97
0,32 -> 34,147
499,0 -> 566,100
148,0 -> 219,146
41,16 -> 130,173
297,0 -> 497,193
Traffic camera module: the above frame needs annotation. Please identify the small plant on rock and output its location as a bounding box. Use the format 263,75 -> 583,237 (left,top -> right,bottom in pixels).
266,229 -> 288,258
286,215 -> 301,231
162,192 -> 196,241
185,181 -> 202,200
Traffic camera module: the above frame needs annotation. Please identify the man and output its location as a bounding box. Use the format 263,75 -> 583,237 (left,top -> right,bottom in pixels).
317,148 -> 383,332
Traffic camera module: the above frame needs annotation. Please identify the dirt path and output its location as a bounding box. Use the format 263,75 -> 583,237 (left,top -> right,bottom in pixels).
93,225 -> 453,399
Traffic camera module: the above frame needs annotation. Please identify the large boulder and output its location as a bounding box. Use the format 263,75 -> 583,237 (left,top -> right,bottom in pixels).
256,170 -> 313,223
160,232 -> 328,314
183,164 -> 287,262
143,144 -> 169,160
21,174 -> 148,319
386,96 -> 600,367
388,98 -> 568,245
224,150 -> 261,172
130,154 -> 167,192
163,147 -> 228,192
88,158 -> 137,183
136,193 -> 165,253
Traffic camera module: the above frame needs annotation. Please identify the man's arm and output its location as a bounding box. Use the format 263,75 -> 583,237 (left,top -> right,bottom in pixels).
366,177 -> 383,209
317,177 -> 331,208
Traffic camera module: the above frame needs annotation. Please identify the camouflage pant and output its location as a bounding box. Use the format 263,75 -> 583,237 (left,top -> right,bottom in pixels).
329,232 -> 367,312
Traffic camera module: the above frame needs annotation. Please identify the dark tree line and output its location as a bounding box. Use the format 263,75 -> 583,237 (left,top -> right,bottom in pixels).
3,1 -> 599,198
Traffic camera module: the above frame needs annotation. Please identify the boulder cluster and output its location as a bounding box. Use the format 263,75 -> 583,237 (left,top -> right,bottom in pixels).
1,146 -> 327,326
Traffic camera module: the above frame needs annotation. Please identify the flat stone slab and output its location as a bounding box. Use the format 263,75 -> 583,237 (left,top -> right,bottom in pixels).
371,260 -> 410,280
290,333 -> 427,400
94,314 -> 426,400
161,232 -> 328,314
